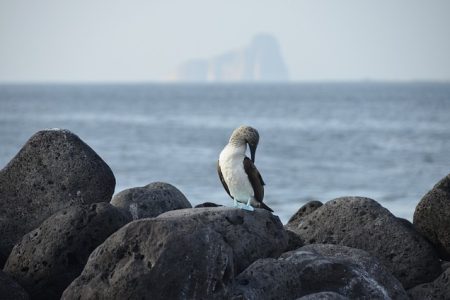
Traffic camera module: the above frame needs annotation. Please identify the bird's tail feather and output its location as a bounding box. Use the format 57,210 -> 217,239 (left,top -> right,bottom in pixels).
259,202 -> 274,212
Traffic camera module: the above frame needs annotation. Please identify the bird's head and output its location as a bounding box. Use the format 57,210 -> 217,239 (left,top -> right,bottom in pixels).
229,125 -> 260,162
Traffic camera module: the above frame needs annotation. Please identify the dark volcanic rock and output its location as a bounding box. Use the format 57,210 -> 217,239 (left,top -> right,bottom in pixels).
396,217 -> 414,230
0,270 -> 29,300
195,202 -> 223,208
414,173 -> 450,259
408,268 -> 450,300
0,129 -> 115,266
4,203 -> 130,300
230,244 -> 408,300
285,229 -> 304,252
296,292 -> 349,300
110,182 -> 191,219
62,207 -> 288,300
286,196 -> 441,289
287,200 -> 323,226
157,208 -> 288,273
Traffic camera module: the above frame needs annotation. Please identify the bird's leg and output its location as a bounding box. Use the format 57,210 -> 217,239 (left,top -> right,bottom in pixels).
234,199 -> 245,209
233,198 -> 247,210
242,198 -> 254,211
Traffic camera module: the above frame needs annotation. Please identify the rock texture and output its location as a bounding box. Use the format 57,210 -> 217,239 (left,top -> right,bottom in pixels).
287,200 -> 323,227
0,270 -> 29,300
195,202 -> 223,208
3,203 -> 130,300
296,292 -> 349,300
62,207 -> 288,300
230,244 -> 408,300
286,197 -> 441,289
285,229 -> 304,252
0,129 -> 115,266
111,182 -> 191,220
414,173 -> 450,259
408,268 -> 450,299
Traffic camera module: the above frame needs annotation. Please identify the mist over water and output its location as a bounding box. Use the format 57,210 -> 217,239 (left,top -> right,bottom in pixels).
1,83 -> 449,223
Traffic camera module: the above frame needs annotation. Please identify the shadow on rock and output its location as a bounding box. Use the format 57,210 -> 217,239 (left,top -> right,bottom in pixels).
0,270 -> 29,300
408,267 -> 450,299
230,244 -> 408,300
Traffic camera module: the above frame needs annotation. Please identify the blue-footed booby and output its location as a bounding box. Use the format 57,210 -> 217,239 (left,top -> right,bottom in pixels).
217,126 -> 273,212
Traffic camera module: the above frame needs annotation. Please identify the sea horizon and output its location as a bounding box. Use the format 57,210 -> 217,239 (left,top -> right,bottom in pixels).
1,82 -> 450,223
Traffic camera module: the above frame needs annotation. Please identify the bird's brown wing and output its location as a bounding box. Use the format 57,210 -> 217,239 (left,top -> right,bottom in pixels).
217,160 -> 233,199
243,157 -> 265,203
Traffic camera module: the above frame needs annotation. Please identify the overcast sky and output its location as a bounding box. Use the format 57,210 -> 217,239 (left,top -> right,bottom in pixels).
1,0 -> 449,82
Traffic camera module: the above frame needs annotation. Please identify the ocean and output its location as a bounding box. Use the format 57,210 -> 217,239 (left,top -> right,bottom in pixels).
1,83 -> 449,223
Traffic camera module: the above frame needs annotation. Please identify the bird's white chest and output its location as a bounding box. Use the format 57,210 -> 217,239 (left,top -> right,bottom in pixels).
219,145 -> 254,202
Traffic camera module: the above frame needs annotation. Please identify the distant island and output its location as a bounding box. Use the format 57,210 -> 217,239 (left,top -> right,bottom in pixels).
167,34 -> 289,82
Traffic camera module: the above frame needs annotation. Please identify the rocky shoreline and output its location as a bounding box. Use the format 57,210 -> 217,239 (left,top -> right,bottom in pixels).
0,129 -> 449,300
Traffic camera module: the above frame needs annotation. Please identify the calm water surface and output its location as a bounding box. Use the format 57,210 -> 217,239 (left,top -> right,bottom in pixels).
1,83 -> 449,223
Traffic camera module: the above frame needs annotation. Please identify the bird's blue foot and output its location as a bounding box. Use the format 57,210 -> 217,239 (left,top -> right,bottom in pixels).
232,199 -> 254,211
241,204 -> 254,211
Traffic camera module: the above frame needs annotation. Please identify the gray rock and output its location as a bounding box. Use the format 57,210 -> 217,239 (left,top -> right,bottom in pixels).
157,207 -> 288,274
287,200 -> 323,226
286,197 -> 441,289
396,217 -> 414,230
110,182 -> 191,219
0,129 -> 115,266
0,270 -> 29,300
285,229 -> 304,252
195,202 -> 223,208
4,203 -> 130,300
62,207 -> 288,300
230,244 -> 408,300
413,173 -> 450,259
408,268 -> 450,300
296,292 -> 349,300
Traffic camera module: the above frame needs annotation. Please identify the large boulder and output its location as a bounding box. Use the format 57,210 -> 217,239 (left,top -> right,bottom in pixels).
287,200 -> 323,227
157,207 -> 288,273
286,197 -> 441,289
0,270 -> 29,300
414,173 -> 450,259
111,182 -> 191,219
0,129 -> 116,266
407,267 -> 450,299
229,244 -> 408,300
3,203 -> 130,300
62,207 -> 288,300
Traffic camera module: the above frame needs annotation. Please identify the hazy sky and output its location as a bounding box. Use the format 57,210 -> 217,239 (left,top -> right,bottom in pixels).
1,0 -> 450,82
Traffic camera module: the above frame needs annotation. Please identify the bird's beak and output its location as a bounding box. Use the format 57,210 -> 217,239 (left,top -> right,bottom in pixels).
249,144 -> 256,163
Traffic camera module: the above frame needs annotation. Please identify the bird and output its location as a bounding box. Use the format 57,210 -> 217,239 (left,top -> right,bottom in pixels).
217,125 -> 273,212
